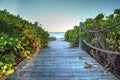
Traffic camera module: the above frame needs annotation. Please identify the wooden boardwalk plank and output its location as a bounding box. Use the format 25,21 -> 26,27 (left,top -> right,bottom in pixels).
8,40 -> 118,80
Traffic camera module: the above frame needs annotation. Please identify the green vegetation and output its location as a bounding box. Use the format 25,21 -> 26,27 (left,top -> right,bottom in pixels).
49,36 -> 56,41
65,8 -> 120,50
0,9 -> 49,78
64,26 -> 79,47
65,8 -> 120,77
82,9 -> 120,51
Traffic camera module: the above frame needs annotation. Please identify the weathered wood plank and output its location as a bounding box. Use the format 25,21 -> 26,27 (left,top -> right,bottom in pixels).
8,40 -> 118,80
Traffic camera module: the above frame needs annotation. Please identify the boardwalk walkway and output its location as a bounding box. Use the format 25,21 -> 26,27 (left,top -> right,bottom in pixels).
8,39 -> 118,80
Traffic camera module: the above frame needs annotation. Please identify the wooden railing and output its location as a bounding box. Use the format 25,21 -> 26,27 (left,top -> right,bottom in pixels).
79,22 -> 120,55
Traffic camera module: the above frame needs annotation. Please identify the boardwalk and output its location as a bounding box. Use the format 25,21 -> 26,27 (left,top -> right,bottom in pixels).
8,39 -> 118,80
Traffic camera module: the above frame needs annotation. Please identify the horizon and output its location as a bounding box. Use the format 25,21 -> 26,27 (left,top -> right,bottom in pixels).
48,31 -> 66,33
0,0 -> 120,32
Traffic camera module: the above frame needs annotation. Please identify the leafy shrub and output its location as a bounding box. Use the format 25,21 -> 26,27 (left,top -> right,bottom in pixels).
49,36 -> 56,41
64,8 -> 120,77
64,26 -> 79,46
0,9 -> 49,78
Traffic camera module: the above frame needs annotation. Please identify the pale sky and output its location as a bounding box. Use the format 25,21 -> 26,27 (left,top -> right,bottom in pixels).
0,0 -> 120,32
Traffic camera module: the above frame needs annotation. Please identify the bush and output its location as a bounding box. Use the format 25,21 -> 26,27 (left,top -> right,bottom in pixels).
65,8 -> 120,78
0,9 -> 49,78
49,36 -> 56,41
64,26 -> 79,46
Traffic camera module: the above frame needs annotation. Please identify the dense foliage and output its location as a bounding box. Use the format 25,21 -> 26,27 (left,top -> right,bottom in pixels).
64,26 -> 79,47
65,8 -> 120,77
65,8 -> 120,49
0,9 -> 49,78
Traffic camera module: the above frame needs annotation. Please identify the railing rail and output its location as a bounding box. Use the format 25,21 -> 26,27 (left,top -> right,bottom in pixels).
79,22 -> 120,55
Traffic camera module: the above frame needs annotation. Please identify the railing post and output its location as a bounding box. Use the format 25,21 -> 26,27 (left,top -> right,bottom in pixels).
34,22 -> 38,28
79,22 -> 82,49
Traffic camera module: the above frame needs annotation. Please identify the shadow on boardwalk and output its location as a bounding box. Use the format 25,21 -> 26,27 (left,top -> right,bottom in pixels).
8,39 -> 118,80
